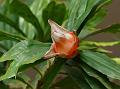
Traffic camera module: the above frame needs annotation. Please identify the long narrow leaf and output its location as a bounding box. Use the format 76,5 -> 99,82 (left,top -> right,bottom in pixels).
79,8 -> 106,38
81,69 -> 107,89
81,50 -> 120,80
80,41 -> 120,47
83,24 -> 120,39
10,0 -> 43,41
0,40 -> 50,80
39,58 -> 66,89
42,1 -> 66,41
0,13 -> 25,36
65,66 -> 91,89
0,30 -> 25,41
77,0 -> 111,35
80,62 -> 112,89
51,76 -> 80,89
66,0 -> 109,31
20,0 -> 50,40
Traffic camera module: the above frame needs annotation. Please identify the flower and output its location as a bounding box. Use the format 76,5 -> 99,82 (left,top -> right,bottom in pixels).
44,19 -> 79,59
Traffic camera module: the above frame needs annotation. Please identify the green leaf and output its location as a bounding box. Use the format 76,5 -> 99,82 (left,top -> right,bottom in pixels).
112,58 -> 120,65
42,1 -> 66,41
0,13 -> 25,36
10,0 -> 43,40
65,66 -> 91,89
0,82 -> 9,89
82,71 -> 107,89
84,9 -> 106,28
40,58 -> 66,89
94,48 -> 112,53
80,41 -> 120,47
78,45 -> 111,53
0,30 -> 25,41
0,62 -> 6,76
103,24 -> 120,33
30,59 -> 54,89
20,0 -> 50,40
51,76 -> 80,89
66,0 -> 101,30
18,58 -> 45,72
30,60 -> 51,89
66,64 -> 107,89
43,1 -> 66,25
0,1 -> 21,49
79,8 -> 106,38
81,50 -> 120,80
0,43 -> 8,53
77,0 -> 112,35
81,62 -> 112,89
78,45 -> 97,51
16,76 -> 33,89
78,41 -> 116,53
83,24 -> 120,39
30,0 -> 50,27
0,40 -> 50,80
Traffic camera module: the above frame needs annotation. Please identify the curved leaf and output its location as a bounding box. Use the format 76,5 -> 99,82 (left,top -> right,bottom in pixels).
0,30 -> 25,41
65,66 -> 91,89
43,1 -> 66,25
78,45 -> 111,53
81,63 -> 112,89
81,70 -> 107,89
66,0 -> 106,30
10,0 -> 43,40
102,24 -> 120,33
51,76 -> 80,89
76,0 -> 112,35
39,58 -> 66,89
83,24 -> 120,39
79,8 -> 106,38
0,13 -> 25,36
81,50 -> 120,80
42,1 -> 66,41
0,40 -> 50,80
20,0 -> 50,40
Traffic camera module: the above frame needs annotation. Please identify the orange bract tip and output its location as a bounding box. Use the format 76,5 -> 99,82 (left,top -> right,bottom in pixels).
44,20 -> 79,59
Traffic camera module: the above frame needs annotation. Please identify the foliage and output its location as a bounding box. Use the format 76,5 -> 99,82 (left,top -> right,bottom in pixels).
0,0 -> 120,89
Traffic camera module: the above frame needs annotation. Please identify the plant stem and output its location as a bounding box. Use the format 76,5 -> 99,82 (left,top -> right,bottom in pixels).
81,28 -> 108,40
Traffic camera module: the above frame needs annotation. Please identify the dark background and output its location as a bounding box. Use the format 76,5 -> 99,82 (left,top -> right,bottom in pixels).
91,0 -> 120,57
100,0 -> 120,27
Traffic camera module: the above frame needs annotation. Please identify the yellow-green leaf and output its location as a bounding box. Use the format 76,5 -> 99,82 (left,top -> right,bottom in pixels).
80,41 -> 120,47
